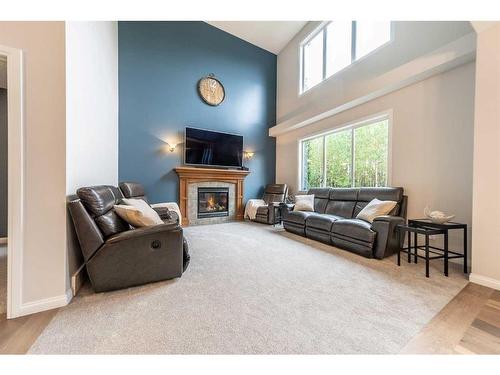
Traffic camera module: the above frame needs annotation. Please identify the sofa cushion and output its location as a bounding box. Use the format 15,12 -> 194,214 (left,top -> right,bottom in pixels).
284,210 -> 317,225
95,210 -> 130,237
306,214 -> 342,232
119,181 -> 148,202
323,188 -> 358,218
329,188 -> 359,201
308,188 -> 331,214
325,201 -> 356,218
77,185 -> 130,237
331,219 -> 376,244
77,186 -> 117,216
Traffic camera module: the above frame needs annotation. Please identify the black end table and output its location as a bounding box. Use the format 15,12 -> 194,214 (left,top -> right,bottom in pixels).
397,219 -> 468,278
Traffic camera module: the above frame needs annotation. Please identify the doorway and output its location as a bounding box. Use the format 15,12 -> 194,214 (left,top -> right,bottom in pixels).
0,44 -> 24,319
0,56 -> 7,316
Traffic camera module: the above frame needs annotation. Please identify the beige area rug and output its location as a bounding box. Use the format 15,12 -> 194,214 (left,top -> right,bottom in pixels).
29,222 -> 468,354
0,245 -> 6,315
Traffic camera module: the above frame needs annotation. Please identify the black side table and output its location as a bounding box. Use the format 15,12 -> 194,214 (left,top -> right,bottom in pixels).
271,202 -> 283,227
397,219 -> 468,278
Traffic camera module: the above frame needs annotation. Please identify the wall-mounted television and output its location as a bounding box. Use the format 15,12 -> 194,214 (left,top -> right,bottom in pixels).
184,127 -> 243,168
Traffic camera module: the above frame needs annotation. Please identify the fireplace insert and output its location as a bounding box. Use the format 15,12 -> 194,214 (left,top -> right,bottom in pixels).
197,187 -> 229,219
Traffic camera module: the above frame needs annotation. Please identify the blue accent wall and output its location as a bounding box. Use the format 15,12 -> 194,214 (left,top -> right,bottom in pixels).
118,21 -> 277,204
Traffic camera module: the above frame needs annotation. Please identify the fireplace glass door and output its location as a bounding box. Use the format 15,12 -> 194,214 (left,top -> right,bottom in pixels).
197,187 -> 229,218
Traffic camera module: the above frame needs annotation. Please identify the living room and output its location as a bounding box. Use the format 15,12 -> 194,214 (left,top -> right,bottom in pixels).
0,0 -> 499,372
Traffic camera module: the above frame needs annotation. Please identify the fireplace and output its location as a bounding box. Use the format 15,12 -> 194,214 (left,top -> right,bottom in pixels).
197,187 -> 229,219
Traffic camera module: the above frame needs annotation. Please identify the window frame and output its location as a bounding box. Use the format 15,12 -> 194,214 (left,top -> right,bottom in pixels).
298,111 -> 393,191
299,21 -> 393,94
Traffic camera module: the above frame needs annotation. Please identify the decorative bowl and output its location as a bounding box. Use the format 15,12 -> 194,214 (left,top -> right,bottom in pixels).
424,206 -> 455,224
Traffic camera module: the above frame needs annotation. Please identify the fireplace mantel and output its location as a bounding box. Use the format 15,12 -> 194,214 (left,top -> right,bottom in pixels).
174,167 -> 250,226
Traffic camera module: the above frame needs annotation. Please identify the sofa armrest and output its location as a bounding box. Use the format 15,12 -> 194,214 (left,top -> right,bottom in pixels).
150,202 -> 182,225
152,206 -> 172,220
371,216 -> 405,259
279,203 -> 295,221
106,223 -> 180,244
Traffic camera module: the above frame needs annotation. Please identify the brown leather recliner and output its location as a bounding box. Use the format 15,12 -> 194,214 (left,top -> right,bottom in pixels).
68,184 -> 188,293
253,184 -> 288,224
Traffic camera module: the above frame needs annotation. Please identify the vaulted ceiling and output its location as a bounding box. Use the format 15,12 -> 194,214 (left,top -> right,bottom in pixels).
206,21 -> 308,54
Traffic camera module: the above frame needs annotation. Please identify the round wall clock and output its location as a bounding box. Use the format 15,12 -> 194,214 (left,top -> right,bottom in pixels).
198,74 -> 225,106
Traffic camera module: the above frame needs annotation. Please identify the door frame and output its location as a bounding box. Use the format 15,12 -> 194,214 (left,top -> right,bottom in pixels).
0,44 -> 25,319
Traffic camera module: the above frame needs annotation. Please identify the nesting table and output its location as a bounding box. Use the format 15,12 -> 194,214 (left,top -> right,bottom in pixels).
397,219 -> 468,278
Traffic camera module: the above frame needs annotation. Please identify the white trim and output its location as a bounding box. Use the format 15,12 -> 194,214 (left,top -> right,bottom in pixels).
298,110 -> 392,191
71,264 -> 87,297
0,44 -> 25,319
272,32 -> 476,137
18,289 -> 72,317
299,21 -> 394,95
469,273 -> 500,291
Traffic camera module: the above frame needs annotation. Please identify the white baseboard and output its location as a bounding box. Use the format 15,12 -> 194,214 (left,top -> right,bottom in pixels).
17,289 -> 73,317
469,273 -> 500,291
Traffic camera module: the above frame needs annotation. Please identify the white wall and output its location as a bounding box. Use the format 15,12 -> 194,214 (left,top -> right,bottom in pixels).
276,62 -> 475,255
0,22 -> 68,308
470,23 -> 500,290
275,21 -> 475,135
65,21 -> 119,280
66,21 -> 118,194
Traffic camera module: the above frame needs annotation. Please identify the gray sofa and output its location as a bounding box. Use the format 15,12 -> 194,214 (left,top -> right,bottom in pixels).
282,187 -> 407,259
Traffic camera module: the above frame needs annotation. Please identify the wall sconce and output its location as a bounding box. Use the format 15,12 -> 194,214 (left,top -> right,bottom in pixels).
166,143 -> 177,153
244,151 -> 255,160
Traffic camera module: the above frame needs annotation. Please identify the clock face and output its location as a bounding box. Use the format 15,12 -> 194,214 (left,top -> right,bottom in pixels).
198,76 -> 225,106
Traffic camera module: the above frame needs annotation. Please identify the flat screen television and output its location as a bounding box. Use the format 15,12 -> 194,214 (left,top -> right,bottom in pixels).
184,127 -> 243,168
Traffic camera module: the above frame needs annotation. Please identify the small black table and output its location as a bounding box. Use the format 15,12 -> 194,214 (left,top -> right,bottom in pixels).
397,219 -> 468,278
272,203 -> 292,226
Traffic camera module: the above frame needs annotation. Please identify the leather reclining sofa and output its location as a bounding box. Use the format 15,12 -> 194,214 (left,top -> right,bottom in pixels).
282,187 -> 407,259
68,182 -> 189,293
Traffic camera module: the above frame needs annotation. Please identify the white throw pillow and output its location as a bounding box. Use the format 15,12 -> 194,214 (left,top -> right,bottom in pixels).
293,195 -> 315,212
356,198 -> 397,223
115,198 -> 163,227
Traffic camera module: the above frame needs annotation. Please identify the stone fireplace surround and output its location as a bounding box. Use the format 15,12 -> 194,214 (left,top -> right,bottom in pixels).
174,167 -> 250,226
188,182 -> 235,225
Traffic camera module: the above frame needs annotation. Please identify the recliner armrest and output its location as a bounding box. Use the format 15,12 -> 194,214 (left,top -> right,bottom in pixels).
106,223 -> 180,244
371,216 -> 405,259
152,206 -> 172,220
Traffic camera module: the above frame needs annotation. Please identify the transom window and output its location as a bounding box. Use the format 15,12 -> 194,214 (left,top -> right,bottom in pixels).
300,21 -> 392,93
300,116 -> 390,191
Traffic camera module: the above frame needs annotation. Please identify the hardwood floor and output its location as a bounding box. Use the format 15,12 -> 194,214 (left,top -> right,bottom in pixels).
400,283 -> 499,354
454,290 -> 500,354
0,283 -> 499,354
0,309 -> 58,354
